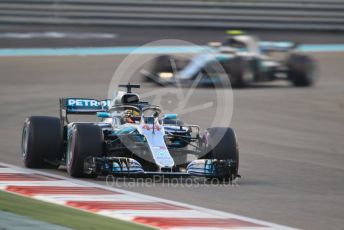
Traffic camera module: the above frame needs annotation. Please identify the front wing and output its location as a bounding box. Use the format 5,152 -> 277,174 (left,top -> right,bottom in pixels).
84,156 -> 238,180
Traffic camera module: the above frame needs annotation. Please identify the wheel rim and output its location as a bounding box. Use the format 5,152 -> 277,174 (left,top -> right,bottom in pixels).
307,62 -> 318,83
242,66 -> 254,82
67,128 -> 77,173
21,124 -> 29,160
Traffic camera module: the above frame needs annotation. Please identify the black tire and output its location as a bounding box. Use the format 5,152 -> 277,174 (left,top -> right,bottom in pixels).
145,55 -> 172,82
67,124 -> 103,178
21,116 -> 62,168
204,127 -> 239,176
153,55 -> 174,73
223,56 -> 250,88
287,53 -> 317,87
151,55 -> 189,75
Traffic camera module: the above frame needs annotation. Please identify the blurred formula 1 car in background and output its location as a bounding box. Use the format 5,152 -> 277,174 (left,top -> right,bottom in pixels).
21,84 -> 239,182
145,30 -> 318,87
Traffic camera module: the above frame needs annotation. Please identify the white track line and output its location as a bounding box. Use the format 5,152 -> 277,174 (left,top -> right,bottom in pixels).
99,209 -> 223,219
34,194 -> 150,204
0,180 -> 80,188
0,32 -> 117,39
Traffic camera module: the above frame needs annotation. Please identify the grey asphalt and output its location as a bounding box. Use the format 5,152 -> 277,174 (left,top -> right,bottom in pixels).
0,51 -> 344,230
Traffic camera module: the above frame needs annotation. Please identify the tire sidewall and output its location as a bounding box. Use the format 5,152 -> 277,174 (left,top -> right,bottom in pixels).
287,53 -> 317,86
67,124 -> 103,177
203,127 -> 239,173
21,116 -> 62,168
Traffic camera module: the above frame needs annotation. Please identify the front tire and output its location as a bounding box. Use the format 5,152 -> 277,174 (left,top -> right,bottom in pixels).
67,124 -> 103,178
152,55 -> 188,73
21,116 -> 62,168
145,55 -> 189,82
287,53 -> 317,87
223,56 -> 251,88
203,127 -> 239,178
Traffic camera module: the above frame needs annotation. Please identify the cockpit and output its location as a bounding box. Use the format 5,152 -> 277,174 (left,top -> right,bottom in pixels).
103,84 -> 163,127
108,105 -> 161,125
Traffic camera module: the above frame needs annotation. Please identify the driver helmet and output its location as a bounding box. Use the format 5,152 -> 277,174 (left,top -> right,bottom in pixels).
123,109 -> 134,123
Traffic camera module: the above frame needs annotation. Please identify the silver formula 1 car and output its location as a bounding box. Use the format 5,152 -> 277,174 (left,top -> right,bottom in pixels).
21,84 -> 239,181
145,31 -> 318,87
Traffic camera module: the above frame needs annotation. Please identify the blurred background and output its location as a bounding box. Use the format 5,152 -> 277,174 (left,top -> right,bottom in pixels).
0,1 -> 344,230
1,0 -> 344,48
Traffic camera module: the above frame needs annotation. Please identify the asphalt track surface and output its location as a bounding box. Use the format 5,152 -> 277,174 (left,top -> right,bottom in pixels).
0,27 -> 344,230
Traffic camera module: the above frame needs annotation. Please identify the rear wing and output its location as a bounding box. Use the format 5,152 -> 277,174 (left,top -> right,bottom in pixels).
259,41 -> 298,52
59,98 -> 111,123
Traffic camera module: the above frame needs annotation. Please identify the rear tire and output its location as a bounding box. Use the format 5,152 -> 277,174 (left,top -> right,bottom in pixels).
21,116 -> 62,168
203,127 -> 239,177
67,124 -> 103,178
287,53 -> 317,87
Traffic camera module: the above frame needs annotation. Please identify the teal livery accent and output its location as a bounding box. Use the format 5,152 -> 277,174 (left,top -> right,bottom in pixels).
1,44 -> 343,57
96,112 -> 111,118
164,114 -> 178,119
114,126 -> 136,135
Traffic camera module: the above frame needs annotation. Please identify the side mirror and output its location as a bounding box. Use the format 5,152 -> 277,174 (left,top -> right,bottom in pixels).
96,112 -> 111,118
164,114 -> 177,119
